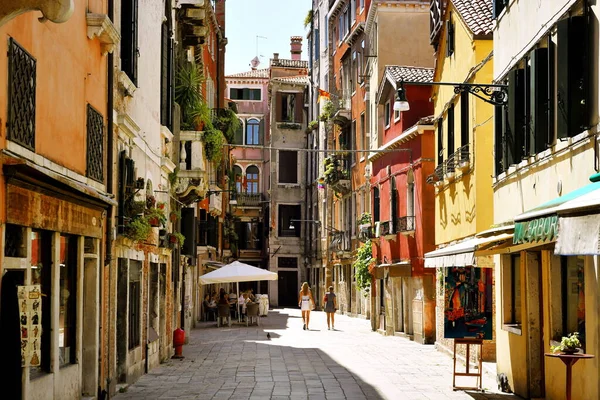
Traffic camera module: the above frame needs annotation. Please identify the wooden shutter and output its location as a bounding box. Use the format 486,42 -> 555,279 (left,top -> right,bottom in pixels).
557,16 -> 587,139
233,119 -> 243,145
507,69 -> 525,165
437,119 -> 443,165
447,104 -> 454,155
460,94 -> 469,146
259,118 -> 264,145
294,92 -> 304,123
121,0 -> 138,84
530,48 -> 549,154
494,105 -> 504,176
493,0 -> 506,19
275,92 -> 282,122
181,208 -> 196,260
160,23 -> 168,126
446,16 -> 454,57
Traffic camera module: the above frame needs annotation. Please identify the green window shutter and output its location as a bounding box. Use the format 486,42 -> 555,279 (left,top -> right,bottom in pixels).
530,47 -> 549,154
507,69 -> 525,165
233,119 -> 243,145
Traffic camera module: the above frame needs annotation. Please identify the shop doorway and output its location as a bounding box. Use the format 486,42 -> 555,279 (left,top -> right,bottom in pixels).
0,270 -> 25,399
525,251 -> 545,398
278,271 -> 298,307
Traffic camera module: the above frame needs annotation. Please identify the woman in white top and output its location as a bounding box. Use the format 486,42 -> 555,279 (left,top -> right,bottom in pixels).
298,282 -> 315,330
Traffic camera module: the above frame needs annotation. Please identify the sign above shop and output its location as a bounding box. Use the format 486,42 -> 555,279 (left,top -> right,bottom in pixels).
513,215 -> 558,245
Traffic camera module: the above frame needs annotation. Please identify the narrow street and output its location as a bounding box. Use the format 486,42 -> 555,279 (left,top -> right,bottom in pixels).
115,309 -> 519,400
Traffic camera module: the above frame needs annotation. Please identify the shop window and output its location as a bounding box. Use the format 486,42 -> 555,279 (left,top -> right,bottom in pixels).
30,230 -> 52,378
502,254 -> 522,332
278,151 -> 298,184
278,204 -> 301,237
59,235 -> 78,367
560,256 -> 585,346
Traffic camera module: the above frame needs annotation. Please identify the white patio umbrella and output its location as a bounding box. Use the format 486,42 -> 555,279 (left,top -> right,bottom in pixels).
199,261 -> 277,321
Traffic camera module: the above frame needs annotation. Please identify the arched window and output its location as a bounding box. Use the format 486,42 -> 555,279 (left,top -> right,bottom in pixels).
233,165 -> 243,193
373,187 -> 380,222
233,118 -> 244,145
246,118 -> 260,145
246,166 -> 259,193
407,170 -> 414,217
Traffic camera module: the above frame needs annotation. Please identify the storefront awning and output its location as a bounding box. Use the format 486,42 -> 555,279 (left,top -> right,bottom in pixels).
424,232 -> 513,268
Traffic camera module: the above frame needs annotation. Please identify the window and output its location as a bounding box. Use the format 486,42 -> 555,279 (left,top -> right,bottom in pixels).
8,38 -> 36,151
437,119 -> 444,166
30,230 -> 51,378
237,222 -> 260,250
128,260 -> 141,350
384,101 -> 391,128
86,104 -> 104,182
278,205 -> 301,237
279,150 -> 298,184
246,118 -> 260,145
160,3 -> 173,129
121,0 -> 138,84
390,178 -> 398,224
351,0 -> 356,22
351,51 -> 357,94
492,0 -> 508,19
233,165 -> 242,193
278,257 -> 298,268
446,14 -> 455,57
350,120 -> 356,165
246,166 -> 259,193
360,0 -> 364,11
447,104 -> 455,156
277,93 -> 302,122
360,113 -> 366,153
230,88 -> 261,101
394,108 -> 401,122
503,254 -> 522,329
233,118 -> 244,145
560,256 -> 585,345
373,187 -> 380,222
357,47 -> 363,85
59,235 -> 77,367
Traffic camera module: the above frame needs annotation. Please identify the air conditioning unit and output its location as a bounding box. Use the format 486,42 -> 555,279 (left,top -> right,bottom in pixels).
374,221 -> 381,238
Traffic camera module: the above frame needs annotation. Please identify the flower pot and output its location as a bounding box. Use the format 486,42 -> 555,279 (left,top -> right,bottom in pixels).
148,217 -> 160,227
170,213 -> 179,222
562,348 -> 578,355
169,235 -> 178,244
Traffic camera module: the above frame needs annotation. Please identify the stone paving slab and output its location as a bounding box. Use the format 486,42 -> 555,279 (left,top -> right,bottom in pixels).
114,309 -> 522,400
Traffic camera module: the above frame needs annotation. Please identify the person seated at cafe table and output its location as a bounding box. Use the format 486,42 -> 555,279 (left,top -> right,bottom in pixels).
203,294 -> 217,321
218,291 -> 229,306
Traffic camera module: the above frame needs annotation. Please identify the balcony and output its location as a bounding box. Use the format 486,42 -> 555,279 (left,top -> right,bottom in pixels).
175,130 -> 208,203
178,0 -> 209,46
233,193 -> 264,207
323,155 -> 351,195
454,144 -> 470,172
396,216 -> 415,236
444,155 -> 456,181
332,97 -> 351,126
358,224 -> 374,242
426,164 -> 445,186
375,221 -> 395,239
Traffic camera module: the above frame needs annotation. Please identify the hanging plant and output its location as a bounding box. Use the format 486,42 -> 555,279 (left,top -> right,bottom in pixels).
169,210 -> 181,222
145,207 -> 167,227
353,239 -> 374,295
213,108 -> 241,143
203,126 -> 226,163
125,216 -> 152,242
169,232 -> 185,247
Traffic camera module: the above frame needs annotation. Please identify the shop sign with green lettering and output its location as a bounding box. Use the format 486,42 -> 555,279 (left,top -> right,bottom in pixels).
513,215 -> 558,245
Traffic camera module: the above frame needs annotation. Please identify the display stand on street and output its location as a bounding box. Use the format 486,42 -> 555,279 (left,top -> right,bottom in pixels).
452,338 -> 483,391
544,353 -> 595,400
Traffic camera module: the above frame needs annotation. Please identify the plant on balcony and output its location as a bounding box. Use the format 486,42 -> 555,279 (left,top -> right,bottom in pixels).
353,239 -> 374,295
145,207 -> 167,227
169,210 -> 181,222
278,122 -> 302,130
203,126 -> 226,163
306,120 -> 319,133
358,212 -> 371,225
125,216 -> 152,242
303,9 -> 313,28
213,108 -> 241,143
319,100 -> 334,122
175,62 -> 207,130
169,232 -> 185,247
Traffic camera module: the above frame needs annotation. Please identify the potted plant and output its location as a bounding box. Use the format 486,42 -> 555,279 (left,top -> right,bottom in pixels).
146,194 -> 156,209
175,62 -> 205,130
169,232 -> 185,247
146,207 -> 166,227
551,332 -> 581,354
169,210 -> 181,223
156,202 -> 166,210
125,216 -> 152,242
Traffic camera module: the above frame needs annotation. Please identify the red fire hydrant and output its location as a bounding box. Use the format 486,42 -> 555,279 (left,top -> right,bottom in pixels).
172,328 -> 185,359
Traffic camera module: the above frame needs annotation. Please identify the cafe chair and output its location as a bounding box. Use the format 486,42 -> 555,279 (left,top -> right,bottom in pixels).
246,303 -> 260,326
217,304 -> 231,327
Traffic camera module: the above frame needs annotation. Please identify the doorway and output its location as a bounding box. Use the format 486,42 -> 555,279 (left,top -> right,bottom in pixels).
278,271 -> 298,307
0,270 -> 25,399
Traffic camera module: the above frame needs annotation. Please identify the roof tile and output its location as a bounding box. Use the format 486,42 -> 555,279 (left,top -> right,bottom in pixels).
386,66 -> 434,83
226,68 -> 269,78
452,0 -> 493,36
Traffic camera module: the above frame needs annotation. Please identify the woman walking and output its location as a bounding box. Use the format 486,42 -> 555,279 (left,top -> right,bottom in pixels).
323,286 -> 337,330
298,282 -> 314,330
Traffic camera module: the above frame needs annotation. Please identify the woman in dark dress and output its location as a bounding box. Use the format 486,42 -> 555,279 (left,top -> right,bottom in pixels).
323,286 -> 337,330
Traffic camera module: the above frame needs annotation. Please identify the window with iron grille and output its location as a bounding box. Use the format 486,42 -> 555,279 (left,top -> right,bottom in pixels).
86,104 -> 104,182
8,38 -> 36,151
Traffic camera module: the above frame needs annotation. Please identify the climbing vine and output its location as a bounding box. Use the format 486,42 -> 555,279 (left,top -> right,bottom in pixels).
353,239 -> 374,295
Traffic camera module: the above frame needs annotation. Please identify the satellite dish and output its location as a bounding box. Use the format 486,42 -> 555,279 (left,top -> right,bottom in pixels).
250,56 -> 260,69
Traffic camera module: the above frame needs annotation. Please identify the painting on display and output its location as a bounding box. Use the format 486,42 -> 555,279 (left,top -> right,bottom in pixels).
18,285 -> 42,367
444,267 -> 493,340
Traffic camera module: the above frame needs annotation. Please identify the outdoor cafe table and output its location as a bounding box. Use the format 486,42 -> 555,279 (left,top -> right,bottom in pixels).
544,352 -> 595,400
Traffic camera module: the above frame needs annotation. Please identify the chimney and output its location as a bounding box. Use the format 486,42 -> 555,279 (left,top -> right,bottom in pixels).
273,53 -> 279,61
215,0 -> 226,34
290,36 -> 302,60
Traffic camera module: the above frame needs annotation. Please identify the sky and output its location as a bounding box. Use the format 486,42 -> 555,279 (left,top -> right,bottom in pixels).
224,0 -> 311,75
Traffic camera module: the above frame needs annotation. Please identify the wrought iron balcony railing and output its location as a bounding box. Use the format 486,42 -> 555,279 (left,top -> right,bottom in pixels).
233,192 -> 264,207
454,144 -> 470,169
396,216 -> 415,234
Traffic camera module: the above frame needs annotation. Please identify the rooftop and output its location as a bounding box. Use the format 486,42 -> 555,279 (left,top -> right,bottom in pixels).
226,68 -> 269,79
452,0 -> 493,36
270,75 -> 310,85
270,59 -> 309,69
386,66 -> 434,83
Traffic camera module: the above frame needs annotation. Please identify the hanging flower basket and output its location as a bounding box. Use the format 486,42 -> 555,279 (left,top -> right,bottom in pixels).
148,216 -> 160,227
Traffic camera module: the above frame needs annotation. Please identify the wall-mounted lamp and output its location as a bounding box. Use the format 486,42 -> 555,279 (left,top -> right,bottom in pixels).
393,84 -> 410,112
395,80 -> 508,109
289,219 -> 321,230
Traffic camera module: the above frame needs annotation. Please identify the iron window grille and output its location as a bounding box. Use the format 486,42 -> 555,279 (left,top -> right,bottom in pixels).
8,38 -> 36,151
396,216 -> 415,233
86,104 -> 104,182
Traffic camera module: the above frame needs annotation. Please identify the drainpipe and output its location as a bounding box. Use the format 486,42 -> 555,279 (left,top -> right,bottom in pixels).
104,0 -> 115,397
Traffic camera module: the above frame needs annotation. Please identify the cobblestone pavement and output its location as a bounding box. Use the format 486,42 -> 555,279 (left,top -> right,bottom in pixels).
115,309 -> 521,400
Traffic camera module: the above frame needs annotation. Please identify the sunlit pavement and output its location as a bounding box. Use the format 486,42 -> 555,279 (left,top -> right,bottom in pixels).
114,309 -> 522,400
